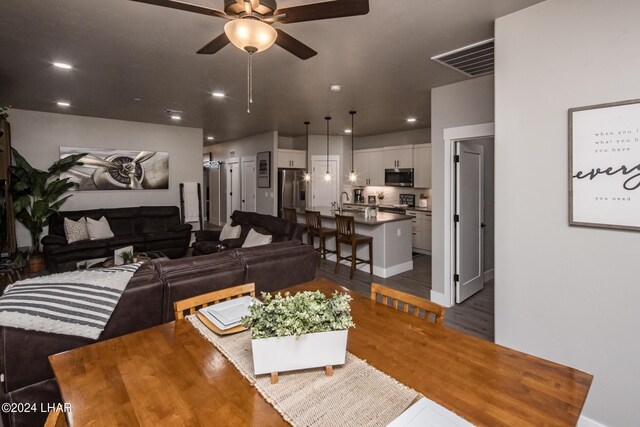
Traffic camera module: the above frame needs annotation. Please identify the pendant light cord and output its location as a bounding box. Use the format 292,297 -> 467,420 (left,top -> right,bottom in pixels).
350,111 -> 356,171
325,117 -> 331,174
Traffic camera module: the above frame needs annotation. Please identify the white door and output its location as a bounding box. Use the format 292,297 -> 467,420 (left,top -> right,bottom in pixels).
226,161 -> 241,222
311,156 -> 339,207
455,142 -> 484,303
241,158 -> 256,213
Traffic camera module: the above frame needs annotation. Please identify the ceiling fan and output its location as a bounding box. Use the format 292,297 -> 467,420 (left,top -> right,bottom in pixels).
130,0 -> 370,60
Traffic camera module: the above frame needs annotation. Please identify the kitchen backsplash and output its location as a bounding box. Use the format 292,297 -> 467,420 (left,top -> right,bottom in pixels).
343,184 -> 431,208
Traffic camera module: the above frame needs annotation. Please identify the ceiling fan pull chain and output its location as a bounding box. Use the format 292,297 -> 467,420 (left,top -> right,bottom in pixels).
247,52 -> 254,113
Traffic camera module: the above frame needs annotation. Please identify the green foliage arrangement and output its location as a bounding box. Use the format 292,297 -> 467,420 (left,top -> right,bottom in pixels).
119,250 -> 135,264
10,148 -> 86,254
242,291 -> 355,339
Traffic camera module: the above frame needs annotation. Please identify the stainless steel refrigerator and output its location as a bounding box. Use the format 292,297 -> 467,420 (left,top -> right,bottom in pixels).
278,168 -> 307,217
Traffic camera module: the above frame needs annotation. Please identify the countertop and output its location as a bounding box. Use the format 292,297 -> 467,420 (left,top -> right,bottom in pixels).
343,202 -> 432,213
295,207 -> 413,225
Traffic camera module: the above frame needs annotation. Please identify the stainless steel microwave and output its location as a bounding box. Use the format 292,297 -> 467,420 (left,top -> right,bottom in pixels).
384,168 -> 414,187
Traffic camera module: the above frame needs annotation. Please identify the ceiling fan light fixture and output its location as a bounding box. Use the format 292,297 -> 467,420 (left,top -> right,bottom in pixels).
224,18 -> 277,53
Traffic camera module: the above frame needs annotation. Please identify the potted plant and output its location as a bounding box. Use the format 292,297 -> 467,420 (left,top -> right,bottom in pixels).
377,191 -> 385,201
10,148 -> 85,272
242,290 -> 355,383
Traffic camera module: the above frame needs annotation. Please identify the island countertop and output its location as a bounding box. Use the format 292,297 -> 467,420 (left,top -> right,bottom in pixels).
295,207 -> 412,225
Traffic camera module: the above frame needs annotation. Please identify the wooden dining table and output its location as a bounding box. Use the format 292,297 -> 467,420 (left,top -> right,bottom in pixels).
49,278 -> 592,426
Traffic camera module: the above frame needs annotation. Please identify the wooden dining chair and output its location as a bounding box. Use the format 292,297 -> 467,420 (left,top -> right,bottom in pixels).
44,410 -> 68,427
370,283 -> 446,326
304,210 -> 337,259
173,283 -> 256,320
335,214 -> 373,279
282,207 -> 299,223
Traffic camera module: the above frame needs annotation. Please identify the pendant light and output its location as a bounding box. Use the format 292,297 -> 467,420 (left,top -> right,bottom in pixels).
348,110 -> 357,182
303,121 -> 311,182
324,116 -> 332,182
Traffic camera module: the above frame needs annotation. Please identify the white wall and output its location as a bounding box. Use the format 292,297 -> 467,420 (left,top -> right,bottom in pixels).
431,75 -> 494,294
204,131 -> 277,215
495,1 -> 640,425
10,109 -> 203,247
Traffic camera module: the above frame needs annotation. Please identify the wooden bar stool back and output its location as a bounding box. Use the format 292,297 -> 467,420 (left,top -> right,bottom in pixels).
174,283 -> 255,320
304,210 -> 337,259
370,283 -> 446,326
334,214 -> 373,279
282,207 -> 298,223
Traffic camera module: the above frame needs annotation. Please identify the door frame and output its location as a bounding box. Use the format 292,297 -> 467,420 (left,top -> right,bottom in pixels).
241,156 -> 256,213
226,157 -> 240,223
435,123 -> 494,308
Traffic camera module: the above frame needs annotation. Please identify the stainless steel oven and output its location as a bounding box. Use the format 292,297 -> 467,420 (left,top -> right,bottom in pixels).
384,168 -> 414,187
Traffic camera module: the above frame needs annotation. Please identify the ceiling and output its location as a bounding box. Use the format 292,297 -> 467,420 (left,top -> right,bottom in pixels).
0,0 -> 543,144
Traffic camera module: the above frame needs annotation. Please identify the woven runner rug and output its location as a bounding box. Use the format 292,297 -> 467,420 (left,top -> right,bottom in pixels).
187,315 -> 419,426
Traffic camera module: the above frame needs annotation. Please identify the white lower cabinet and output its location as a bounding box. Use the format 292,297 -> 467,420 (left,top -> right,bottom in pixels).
407,210 -> 431,251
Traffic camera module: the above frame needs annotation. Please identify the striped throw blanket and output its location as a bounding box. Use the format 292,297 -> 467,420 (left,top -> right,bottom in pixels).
0,263 -> 143,340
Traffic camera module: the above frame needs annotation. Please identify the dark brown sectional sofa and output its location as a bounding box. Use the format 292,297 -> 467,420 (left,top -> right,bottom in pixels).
0,240 -> 319,427
42,206 -> 193,272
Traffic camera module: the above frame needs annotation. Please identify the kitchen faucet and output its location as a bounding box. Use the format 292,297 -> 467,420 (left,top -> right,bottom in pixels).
341,191 -> 350,203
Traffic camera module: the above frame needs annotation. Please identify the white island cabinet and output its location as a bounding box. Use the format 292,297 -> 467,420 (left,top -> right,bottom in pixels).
296,207 -> 413,278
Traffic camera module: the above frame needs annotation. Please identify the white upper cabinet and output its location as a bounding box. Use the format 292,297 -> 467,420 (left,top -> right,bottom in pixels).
384,146 -> 414,169
353,149 -> 384,186
413,144 -> 432,188
278,149 -> 306,168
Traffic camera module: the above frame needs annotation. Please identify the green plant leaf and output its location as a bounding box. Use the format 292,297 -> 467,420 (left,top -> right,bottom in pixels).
48,153 -> 87,175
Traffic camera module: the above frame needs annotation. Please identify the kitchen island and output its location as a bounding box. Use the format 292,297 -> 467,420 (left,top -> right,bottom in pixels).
296,207 -> 413,278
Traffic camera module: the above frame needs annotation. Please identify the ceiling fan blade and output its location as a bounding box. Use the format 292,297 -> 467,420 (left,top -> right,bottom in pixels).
275,0 -> 369,24
275,29 -> 317,60
197,33 -> 230,54
130,0 -> 228,19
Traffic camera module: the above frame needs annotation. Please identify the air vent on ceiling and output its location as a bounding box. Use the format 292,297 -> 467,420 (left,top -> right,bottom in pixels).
431,38 -> 494,77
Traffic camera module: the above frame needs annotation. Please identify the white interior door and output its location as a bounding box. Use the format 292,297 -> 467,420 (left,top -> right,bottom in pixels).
241,157 -> 256,213
455,142 -> 484,303
311,156 -> 339,207
226,160 -> 241,222
209,165 -> 221,225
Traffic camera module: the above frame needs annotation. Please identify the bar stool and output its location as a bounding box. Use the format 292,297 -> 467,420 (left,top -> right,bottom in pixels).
304,210 -> 336,259
334,214 -> 373,279
282,207 -> 298,223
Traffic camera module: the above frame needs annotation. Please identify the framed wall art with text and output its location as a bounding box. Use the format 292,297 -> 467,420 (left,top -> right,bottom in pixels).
569,99 -> 640,231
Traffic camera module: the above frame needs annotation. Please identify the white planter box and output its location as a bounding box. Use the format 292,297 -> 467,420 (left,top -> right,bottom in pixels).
251,330 -> 348,375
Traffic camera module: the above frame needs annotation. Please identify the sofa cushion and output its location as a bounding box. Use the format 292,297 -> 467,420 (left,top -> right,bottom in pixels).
64,217 -> 89,243
220,223 -> 241,240
104,207 -> 139,236
49,209 -> 104,237
87,216 -> 115,240
139,206 -> 181,234
242,229 -> 272,248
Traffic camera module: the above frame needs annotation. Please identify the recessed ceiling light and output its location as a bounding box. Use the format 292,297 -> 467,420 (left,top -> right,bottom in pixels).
212,91 -> 226,98
206,136 -> 214,141
344,129 -> 352,134
170,115 -> 181,121
330,84 -> 341,92
53,62 -> 73,70
406,117 -> 417,123
56,101 -> 71,107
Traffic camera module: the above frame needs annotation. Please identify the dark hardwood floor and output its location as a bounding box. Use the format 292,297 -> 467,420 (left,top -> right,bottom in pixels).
315,254 -> 494,342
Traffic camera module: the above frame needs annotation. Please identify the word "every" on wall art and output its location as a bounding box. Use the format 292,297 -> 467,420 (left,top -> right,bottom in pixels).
569,99 -> 640,231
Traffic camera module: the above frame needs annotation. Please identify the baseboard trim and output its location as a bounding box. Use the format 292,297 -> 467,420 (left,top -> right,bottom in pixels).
325,255 -> 413,278
578,415 -> 607,427
483,268 -> 494,282
430,290 -> 450,307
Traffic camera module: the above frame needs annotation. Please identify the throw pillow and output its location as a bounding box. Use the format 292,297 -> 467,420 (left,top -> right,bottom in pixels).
86,216 -> 115,240
219,223 -> 241,241
242,228 -> 272,248
64,217 -> 89,243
